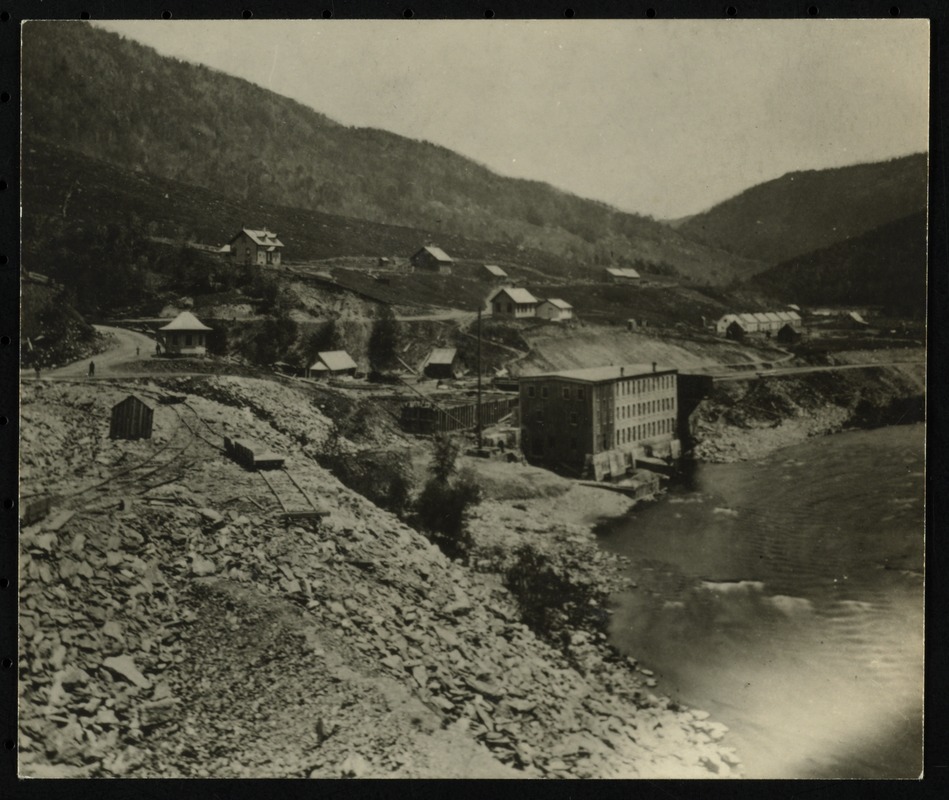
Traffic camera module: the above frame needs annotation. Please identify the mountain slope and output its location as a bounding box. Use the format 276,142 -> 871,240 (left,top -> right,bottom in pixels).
679,155 -> 928,266
21,21 -> 762,284
747,211 -> 927,315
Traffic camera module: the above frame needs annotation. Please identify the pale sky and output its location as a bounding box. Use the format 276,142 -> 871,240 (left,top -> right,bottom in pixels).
96,19 -> 929,219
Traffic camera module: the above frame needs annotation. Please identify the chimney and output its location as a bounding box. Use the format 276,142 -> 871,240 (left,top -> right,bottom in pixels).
652,362 -> 657,373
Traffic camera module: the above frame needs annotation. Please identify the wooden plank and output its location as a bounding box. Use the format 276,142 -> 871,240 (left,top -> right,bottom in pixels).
283,470 -> 321,514
43,510 -> 75,532
258,470 -> 289,513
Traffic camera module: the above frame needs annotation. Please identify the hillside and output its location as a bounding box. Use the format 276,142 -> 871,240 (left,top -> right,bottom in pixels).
20,277 -> 101,368
21,142 -> 583,297
747,211 -> 927,316
21,21 -> 762,285
678,155 -> 928,266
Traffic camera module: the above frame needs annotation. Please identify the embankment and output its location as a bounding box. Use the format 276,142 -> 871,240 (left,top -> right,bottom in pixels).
19,377 -> 740,779
690,364 -> 925,463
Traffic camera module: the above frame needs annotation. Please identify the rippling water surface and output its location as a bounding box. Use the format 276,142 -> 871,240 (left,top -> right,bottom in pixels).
599,424 -> 925,779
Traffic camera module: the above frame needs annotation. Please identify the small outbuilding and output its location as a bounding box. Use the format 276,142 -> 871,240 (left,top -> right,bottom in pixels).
604,267 -> 641,284
308,350 -> 358,379
845,311 -> 870,329
410,245 -> 454,274
110,395 -> 155,440
422,347 -> 460,379
725,320 -> 747,341
158,311 -> 212,356
536,298 -> 574,322
776,323 -> 802,344
482,264 -> 508,282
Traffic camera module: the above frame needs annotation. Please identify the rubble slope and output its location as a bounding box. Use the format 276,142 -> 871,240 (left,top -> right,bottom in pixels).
20,377 -> 740,778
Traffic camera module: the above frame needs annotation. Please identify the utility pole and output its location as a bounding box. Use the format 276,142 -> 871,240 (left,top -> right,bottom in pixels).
476,305 -> 483,450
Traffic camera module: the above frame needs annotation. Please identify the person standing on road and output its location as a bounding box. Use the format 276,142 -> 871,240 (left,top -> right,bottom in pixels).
88,360 -> 95,377
34,364 -> 41,380
136,346 -> 140,357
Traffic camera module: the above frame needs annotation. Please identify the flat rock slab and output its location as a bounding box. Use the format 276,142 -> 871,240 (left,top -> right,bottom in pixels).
102,655 -> 151,689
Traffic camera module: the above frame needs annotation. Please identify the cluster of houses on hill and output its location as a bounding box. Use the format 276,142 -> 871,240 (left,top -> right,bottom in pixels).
488,287 -> 574,322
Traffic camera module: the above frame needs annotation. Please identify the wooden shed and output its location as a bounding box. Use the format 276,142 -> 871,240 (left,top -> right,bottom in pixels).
110,395 -> 155,440
422,347 -> 460,379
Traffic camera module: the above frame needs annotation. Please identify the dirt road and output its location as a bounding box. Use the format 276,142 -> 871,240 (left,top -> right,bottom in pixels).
27,325 -> 157,379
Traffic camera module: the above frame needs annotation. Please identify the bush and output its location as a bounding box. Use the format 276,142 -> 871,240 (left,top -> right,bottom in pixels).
504,544 -> 606,640
318,441 -> 415,517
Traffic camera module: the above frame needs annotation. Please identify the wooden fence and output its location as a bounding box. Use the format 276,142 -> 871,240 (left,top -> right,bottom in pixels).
400,397 -> 518,435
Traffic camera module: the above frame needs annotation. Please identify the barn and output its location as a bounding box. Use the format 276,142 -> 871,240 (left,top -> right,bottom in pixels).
110,395 -> 155,440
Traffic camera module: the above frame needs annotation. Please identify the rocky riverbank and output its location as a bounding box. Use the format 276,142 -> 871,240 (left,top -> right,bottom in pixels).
19,377 -> 742,779
690,364 -> 925,463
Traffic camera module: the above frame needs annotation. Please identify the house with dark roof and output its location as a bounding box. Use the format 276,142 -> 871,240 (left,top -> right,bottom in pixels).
158,311 -> 212,356
226,228 -> 285,267
307,350 -> 358,379
489,287 -> 538,319
410,245 -> 454,274
422,347 -> 460,379
536,298 -> 574,322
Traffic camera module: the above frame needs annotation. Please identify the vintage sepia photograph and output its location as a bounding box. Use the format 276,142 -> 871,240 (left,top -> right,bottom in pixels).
17,18 -> 927,779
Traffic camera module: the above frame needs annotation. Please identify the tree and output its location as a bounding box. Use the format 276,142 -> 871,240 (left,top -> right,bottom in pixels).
414,436 -> 481,561
367,305 -> 399,370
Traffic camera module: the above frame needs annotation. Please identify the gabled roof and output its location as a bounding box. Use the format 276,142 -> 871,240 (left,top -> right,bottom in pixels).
751,312 -> 771,323
311,350 -> 358,372
491,287 -> 538,305
159,311 -> 212,331
426,348 -> 458,365
737,313 -> 759,325
521,363 -> 677,384
605,267 -> 641,279
414,245 -> 453,263
112,394 -> 155,411
763,312 -> 783,322
232,228 -> 284,248
483,264 -> 507,277
541,298 -> 573,310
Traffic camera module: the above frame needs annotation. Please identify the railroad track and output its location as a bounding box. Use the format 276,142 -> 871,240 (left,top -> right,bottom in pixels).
258,468 -> 329,523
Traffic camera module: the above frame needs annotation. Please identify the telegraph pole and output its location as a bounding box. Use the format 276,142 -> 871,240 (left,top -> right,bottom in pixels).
476,305 -> 483,450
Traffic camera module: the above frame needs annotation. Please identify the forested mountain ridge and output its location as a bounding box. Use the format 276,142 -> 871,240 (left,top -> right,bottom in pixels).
21,21 -> 764,284
678,155 -> 928,267
747,211 -> 927,316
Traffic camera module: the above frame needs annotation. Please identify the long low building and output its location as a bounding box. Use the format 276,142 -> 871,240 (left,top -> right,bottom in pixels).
519,363 -> 679,478
715,310 -> 802,336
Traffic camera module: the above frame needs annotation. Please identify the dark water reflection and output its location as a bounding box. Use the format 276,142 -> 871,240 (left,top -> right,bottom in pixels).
599,424 -> 925,779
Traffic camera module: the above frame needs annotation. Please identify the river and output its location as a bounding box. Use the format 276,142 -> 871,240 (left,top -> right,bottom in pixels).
598,424 -> 925,779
